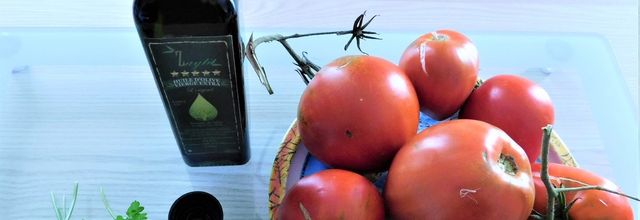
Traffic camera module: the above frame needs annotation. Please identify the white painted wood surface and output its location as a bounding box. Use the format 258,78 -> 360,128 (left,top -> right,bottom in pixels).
0,63 -> 306,219
0,1 -> 638,219
0,0 -> 636,102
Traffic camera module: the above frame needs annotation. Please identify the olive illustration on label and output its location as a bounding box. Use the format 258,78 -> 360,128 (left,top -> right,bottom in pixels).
189,93 -> 218,121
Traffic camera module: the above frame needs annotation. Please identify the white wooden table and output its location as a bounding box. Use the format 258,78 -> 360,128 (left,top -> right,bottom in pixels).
0,1 -> 638,219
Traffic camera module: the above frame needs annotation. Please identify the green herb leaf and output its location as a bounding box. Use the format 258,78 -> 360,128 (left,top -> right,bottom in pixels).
123,201 -> 148,220
102,189 -> 147,220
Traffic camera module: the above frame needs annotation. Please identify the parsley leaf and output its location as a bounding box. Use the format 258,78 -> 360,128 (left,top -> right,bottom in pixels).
102,188 -> 148,220
52,184 -> 149,220
115,201 -> 148,220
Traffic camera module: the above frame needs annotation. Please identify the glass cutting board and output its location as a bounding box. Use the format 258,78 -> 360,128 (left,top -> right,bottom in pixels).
1,27 -> 638,216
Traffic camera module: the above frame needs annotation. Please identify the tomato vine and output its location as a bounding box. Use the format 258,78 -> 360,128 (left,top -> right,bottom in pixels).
245,11 -> 380,94
537,125 -> 639,220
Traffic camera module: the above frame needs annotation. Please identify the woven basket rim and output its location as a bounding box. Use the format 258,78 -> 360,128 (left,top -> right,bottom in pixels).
267,119 -> 577,219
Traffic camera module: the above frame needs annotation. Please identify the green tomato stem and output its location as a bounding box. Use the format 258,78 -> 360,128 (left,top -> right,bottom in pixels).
538,125 -> 640,220
541,125 -> 557,220
473,78 -> 484,89
554,185 -> 640,202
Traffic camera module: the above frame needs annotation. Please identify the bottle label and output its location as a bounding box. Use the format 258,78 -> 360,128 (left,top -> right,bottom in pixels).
146,36 -> 241,155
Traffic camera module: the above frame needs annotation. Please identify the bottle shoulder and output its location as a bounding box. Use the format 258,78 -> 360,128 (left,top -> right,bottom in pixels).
134,0 -> 239,38
133,0 -> 237,23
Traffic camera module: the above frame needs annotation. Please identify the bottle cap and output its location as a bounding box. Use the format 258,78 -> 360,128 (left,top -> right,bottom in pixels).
169,191 -> 223,220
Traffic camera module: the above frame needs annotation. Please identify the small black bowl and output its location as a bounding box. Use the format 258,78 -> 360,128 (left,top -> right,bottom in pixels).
169,191 -> 223,220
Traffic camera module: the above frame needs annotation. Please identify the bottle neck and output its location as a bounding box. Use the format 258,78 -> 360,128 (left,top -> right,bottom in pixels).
133,0 -> 238,38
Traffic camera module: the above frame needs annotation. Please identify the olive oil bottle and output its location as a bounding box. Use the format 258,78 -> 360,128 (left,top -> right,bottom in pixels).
133,0 -> 249,166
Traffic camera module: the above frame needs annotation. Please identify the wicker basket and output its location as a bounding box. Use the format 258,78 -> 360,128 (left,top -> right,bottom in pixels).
268,119 -> 578,219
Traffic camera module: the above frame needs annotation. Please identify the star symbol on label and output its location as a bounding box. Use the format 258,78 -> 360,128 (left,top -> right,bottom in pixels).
202,70 -> 211,76
191,71 -> 200,76
212,70 -> 221,76
181,71 -> 190,77
170,71 -> 179,77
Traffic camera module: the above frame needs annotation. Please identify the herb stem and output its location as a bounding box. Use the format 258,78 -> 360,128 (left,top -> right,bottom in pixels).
51,192 -> 63,220
63,195 -> 67,219
65,182 -> 79,220
101,187 -> 117,220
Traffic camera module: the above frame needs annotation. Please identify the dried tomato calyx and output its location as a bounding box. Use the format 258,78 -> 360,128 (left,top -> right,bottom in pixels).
430,32 -> 450,41
498,154 -> 519,176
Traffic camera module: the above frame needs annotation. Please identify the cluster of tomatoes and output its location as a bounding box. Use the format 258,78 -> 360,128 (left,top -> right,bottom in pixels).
276,30 -> 635,220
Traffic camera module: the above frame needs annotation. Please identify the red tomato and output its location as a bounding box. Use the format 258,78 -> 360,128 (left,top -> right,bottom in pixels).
298,55 -> 420,172
459,74 -> 554,163
399,29 -> 479,120
531,163 -> 634,220
276,169 -> 385,220
385,119 -> 535,219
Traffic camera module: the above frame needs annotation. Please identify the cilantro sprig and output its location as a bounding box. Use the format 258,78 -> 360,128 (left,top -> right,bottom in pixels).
101,188 -> 148,220
51,183 -> 148,220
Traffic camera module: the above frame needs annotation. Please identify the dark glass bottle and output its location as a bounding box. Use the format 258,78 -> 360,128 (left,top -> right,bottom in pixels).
133,0 -> 249,166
